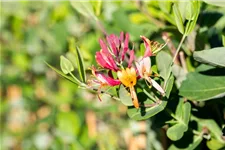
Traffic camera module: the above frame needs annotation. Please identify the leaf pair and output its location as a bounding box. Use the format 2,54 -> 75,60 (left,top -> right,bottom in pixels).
46,45 -> 86,87
173,0 -> 200,36
180,47 -> 225,101
166,99 -> 191,141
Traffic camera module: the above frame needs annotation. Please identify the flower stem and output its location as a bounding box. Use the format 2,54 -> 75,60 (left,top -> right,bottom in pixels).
172,35 -> 186,63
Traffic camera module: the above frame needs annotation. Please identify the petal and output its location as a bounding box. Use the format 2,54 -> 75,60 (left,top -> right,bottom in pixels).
92,68 -> 121,86
135,61 -> 143,78
135,57 -> 151,77
99,39 -> 110,55
142,57 -> 151,75
96,51 -> 118,71
140,35 -> 153,57
128,50 -> 134,67
130,86 -> 139,108
150,78 -> 165,95
106,35 -> 118,56
117,70 -> 129,87
121,33 -> 130,60
129,67 -> 137,85
95,52 -> 114,70
97,73 -> 121,86
120,32 -> 124,42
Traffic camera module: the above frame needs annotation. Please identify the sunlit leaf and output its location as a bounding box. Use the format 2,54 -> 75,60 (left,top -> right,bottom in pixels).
192,117 -> 225,144
179,72 -> 225,101
60,56 -> 74,74
127,99 -> 167,120
222,35 -> 225,47
202,0 -> 225,7
165,74 -> 174,98
167,99 -> 191,141
207,138 -> 225,150
193,47 -> 225,68
167,123 -> 187,141
184,0 -> 200,35
156,51 -> 173,81
91,0 -> 102,16
172,3 -> 184,34
175,99 -> 191,125
119,85 -> 133,106
74,47 -> 86,83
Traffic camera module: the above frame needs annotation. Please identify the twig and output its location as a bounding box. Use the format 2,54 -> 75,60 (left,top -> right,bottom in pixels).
172,35 -> 186,63
162,32 -> 180,65
179,51 -> 188,73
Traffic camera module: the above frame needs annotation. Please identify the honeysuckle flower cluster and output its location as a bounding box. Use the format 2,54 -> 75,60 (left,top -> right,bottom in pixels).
89,32 -> 165,108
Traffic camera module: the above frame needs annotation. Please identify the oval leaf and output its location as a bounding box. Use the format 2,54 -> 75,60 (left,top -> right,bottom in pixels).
127,100 -> 167,120
167,123 -> 187,141
173,3 -> 184,34
156,51 -> 173,81
165,74 -> 175,98
119,85 -> 133,106
193,47 -> 225,68
175,99 -> 191,125
60,55 -> 74,74
179,72 -> 225,101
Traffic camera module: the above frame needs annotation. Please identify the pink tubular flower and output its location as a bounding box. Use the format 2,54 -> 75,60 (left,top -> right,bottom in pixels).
91,66 -> 121,86
135,57 -> 165,95
95,32 -> 134,71
90,66 -> 121,101
141,35 -> 167,57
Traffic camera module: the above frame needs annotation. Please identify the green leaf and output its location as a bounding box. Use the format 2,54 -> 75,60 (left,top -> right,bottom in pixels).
167,123 -> 187,141
91,0 -> 102,16
158,1 -> 172,14
207,138 -> 225,150
180,72 -> 225,101
172,3 -> 184,34
70,1 -> 97,21
119,85 -> 133,106
222,35 -> 225,47
165,74 -> 174,98
193,47 -> 225,68
184,1 -> 200,35
74,47 -> 86,83
60,56 -> 74,74
175,99 -> 191,125
202,0 -> 225,7
192,117 -> 225,144
156,51 -> 173,81
167,99 -> 191,141
45,62 -> 81,85
127,99 -> 167,120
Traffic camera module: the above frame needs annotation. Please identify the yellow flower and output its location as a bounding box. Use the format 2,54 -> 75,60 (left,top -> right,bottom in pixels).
117,67 -> 139,108
117,67 -> 136,87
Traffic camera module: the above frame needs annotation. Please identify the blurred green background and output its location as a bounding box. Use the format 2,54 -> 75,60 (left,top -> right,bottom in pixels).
0,1 -> 161,150
0,1 -> 224,150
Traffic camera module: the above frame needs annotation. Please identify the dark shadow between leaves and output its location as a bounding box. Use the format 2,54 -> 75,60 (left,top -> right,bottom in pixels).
137,92 -> 148,116
171,129 -> 195,149
199,68 -> 225,76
